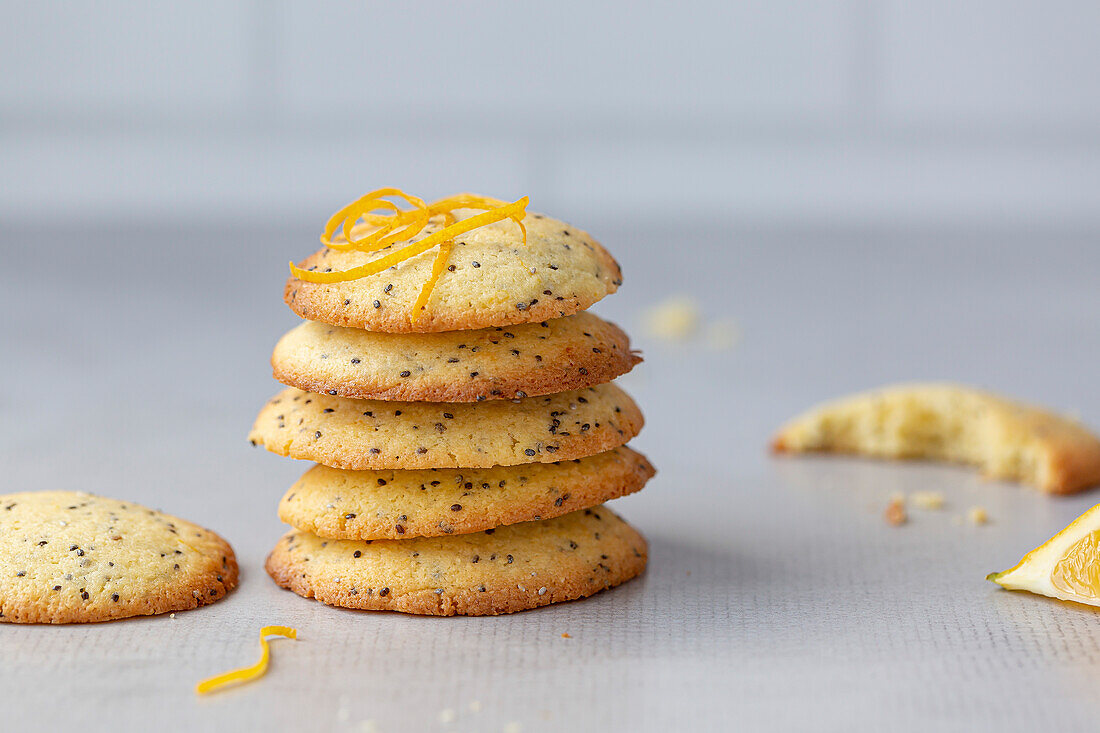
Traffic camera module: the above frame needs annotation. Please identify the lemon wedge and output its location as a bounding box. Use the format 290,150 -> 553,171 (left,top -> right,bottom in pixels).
988,503 -> 1100,606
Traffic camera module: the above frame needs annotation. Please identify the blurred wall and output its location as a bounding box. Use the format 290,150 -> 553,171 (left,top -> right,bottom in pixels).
3,1 -> 1099,229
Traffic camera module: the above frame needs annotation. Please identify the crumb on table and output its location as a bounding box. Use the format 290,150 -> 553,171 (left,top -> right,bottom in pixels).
642,297 -> 701,341
967,506 -> 989,525
910,491 -> 945,510
885,496 -> 907,526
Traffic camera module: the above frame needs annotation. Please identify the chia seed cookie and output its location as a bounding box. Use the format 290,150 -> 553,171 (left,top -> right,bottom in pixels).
265,505 -> 647,616
772,382 -> 1100,494
0,491 -> 238,624
271,311 -> 640,402
279,446 -> 655,540
249,384 -> 644,470
285,210 -> 622,333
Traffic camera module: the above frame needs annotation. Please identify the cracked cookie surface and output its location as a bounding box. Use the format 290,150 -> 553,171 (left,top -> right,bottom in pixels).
773,382 -> 1100,494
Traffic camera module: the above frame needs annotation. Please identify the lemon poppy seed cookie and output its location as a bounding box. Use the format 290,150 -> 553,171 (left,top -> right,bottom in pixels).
265,506 -> 647,616
772,382 -> 1100,494
249,384 -> 643,470
0,491 -> 238,624
279,446 -> 655,540
272,311 -> 640,402
285,210 -> 621,333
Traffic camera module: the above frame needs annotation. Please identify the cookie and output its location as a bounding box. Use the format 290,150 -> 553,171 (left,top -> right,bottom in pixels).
249,384 -> 644,470
772,382 -> 1100,494
265,505 -> 647,616
279,446 -> 655,540
284,210 -> 622,333
271,311 -> 640,402
0,491 -> 238,624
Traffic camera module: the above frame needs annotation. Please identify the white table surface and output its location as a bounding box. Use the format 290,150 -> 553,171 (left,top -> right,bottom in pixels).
3,220 -> 1100,732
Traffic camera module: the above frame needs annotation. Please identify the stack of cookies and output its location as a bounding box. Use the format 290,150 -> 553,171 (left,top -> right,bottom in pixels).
250,196 -> 653,615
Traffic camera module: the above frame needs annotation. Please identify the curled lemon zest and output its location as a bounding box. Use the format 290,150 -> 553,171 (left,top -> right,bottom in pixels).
293,190 -> 530,322
410,240 -> 454,322
321,188 -> 428,249
289,195 -> 529,285
195,626 -> 297,695
429,193 -> 510,211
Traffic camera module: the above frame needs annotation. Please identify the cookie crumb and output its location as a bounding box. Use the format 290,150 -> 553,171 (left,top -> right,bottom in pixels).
561,632 -> 571,639
910,491 -> 945,510
967,506 -> 989,525
643,296 -> 701,341
704,318 -> 740,350
885,497 -> 907,526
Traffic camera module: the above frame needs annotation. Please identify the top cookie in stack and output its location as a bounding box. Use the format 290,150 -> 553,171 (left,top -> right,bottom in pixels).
283,199 -> 622,333
251,191 -> 653,616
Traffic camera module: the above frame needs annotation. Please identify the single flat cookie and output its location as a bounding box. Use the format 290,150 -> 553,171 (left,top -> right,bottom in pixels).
279,446 -> 655,540
772,383 -> 1100,494
0,491 -> 238,624
265,506 -> 647,616
271,311 -> 640,402
284,210 -> 621,333
249,384 -> 643,470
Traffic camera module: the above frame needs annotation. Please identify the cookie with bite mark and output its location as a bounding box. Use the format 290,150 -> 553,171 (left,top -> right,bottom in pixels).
772,382 -> 1100,494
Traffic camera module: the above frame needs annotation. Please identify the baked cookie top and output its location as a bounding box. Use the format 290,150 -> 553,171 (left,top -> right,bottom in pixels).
279,446 -> 655,540
250,384 -> 643,470
772,382 -> 1100,494
284,210 -> 622,333
0,491 -> 237,624
271,311 -> 640,402
265,505 -> 647,616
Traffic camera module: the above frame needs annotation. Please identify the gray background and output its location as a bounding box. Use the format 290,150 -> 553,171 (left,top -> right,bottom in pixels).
3,1 -> 1100,228
3,3 -> 1100,732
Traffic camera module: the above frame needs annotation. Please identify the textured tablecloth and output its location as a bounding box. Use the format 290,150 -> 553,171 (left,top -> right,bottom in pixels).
3,222 -> 1099,731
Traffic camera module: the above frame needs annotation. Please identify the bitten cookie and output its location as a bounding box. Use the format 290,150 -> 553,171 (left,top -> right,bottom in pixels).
279,446 -> 655,540
772,382 -> 1100,494
284,210 -> 621,333
271,311 -> 640,402
0,492 -> 238,623
249,384 -> 644,470
265,506 -> 647,616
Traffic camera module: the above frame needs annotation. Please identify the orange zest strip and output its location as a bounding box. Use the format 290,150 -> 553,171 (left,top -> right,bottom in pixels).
341,199 -> 403,250
429,193 -> 510,211
195,626 -> 297,695
289,196 -> 529,284
321,188 -> 429,250
410,240 -> 454,322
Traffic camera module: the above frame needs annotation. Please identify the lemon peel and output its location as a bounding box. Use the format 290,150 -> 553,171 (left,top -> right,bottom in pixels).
195,625 -> 297,695
289,191 -> 529,323
989,503 -> 1100,607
